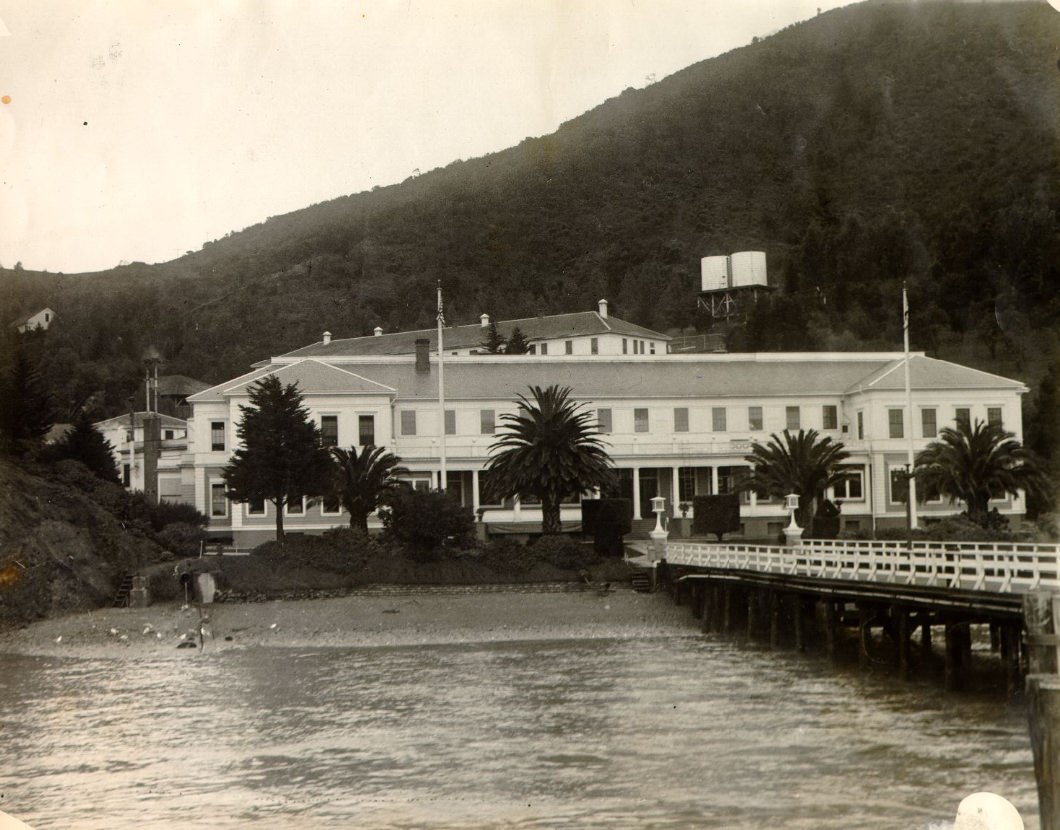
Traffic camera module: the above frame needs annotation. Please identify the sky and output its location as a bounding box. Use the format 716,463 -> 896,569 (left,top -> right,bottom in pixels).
0,0 -> 854,274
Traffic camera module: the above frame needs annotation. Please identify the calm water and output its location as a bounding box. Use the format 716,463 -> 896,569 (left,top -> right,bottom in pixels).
0,630 -> 1039,829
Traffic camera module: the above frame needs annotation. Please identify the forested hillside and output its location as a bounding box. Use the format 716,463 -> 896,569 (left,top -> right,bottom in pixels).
2,1 -> 1058,425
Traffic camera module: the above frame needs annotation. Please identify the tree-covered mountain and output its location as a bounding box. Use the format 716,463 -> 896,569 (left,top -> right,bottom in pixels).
2,0 -> 1058,422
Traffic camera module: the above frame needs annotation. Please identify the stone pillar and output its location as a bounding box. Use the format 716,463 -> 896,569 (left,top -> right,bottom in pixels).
632,467 -> 642,520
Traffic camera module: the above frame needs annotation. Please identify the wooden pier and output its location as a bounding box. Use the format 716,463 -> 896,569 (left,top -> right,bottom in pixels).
642,538 -> 1060,828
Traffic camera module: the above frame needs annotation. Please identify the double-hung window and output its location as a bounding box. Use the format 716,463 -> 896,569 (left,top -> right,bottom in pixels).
634,408 -> 649,433
400,410 -> 417,436
320,415 -> 339,447
822,405 -> 838,430
359,415 -> 376,445
748,406 -> 763,431
888,409 -> 904,439
921,408 -> 937,439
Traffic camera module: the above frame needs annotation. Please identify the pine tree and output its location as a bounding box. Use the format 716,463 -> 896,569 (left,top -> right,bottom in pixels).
505,327 -> 530,354
222,376 -> 335,542
480,320 -> 506,354
0,346 -> 54,456
51,411 -> 120,482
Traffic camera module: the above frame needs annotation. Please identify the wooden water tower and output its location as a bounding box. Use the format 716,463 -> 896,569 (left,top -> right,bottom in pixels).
696,251 -> 773,321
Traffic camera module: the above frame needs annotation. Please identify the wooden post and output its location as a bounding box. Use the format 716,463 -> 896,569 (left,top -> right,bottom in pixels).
1028,675 -> 1060,830
794,597 -> 805,653
1023,592 -> 1060,676
920,613 -> 933,657
712,587 -> 724,632
989,621 -> 1001,654
819,601 -> 837,663
1024,591 -> 1060,829
896,607 -> 910,682
1001,623 -> 1021,699
944,622 -> 962,692
747,589 -> 759,641
769,591 -> 782,649
691,584 -> 704,620
857,603 -> 871,671
722,586 -> 733,634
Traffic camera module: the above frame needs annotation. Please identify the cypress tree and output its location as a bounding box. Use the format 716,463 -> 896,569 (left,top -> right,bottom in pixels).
222,376 -> 334,542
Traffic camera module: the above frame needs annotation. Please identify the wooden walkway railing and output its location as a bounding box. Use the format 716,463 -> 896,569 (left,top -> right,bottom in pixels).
664,539 -> 1060,594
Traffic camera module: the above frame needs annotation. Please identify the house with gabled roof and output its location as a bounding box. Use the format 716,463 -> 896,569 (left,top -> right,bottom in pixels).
10,307 -> 56,333
273,300 -> 669,362
187,323 -> 1031,545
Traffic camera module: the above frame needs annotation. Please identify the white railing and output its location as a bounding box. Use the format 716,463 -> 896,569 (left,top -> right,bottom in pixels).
664,539 -> 1060,594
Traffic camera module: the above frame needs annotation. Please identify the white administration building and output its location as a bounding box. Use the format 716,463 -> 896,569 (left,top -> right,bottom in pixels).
185,304 -> 1029,546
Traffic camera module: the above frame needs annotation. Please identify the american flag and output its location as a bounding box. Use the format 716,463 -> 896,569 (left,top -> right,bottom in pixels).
437,283 -> 446,327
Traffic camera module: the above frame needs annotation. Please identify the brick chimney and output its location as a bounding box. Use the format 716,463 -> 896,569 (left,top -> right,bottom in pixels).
415,338 -> 430,373
598,299 -> 609,318
480,313 -> 490,328
322,331 -> 332,344
374,326 -> 383,337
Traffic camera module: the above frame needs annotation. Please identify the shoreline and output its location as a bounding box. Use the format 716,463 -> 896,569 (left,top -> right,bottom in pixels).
0,586 -> 695,658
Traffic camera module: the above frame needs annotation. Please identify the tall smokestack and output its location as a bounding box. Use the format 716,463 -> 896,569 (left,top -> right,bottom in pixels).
142,414 -> 161,504
415,338 -> 430,373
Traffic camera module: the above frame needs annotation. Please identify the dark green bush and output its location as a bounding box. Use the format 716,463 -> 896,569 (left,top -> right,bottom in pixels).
253,527 -> 391,572
380,488 -> 475,561
841,514 -> 1018,543
529,534 -> 600,570
478,537 -> 537,575
155,522 -> 208,558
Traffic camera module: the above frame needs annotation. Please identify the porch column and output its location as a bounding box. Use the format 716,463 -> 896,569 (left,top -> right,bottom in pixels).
632,466 -> 642,520
471,469 -> 481,511
671,467 -> 681,517
710,466 -> 720,496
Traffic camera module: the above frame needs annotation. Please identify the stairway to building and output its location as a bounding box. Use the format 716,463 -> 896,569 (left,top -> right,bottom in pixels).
630,570 -> 654,593
112,573 -> 134,608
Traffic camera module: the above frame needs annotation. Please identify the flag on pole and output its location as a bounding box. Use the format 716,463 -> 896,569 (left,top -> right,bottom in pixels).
437,282 -> 446,327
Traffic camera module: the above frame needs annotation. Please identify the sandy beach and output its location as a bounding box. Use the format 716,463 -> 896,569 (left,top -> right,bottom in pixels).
0,586 -> 696,658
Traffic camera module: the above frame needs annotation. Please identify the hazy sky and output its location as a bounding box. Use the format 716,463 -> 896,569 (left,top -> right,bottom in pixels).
0,1 -> 853,274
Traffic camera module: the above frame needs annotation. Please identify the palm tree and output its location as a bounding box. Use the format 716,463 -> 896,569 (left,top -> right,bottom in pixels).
485,385 -> 615,534
915,419 -> 1050,528
744,429 -> 851,528
331,445 -> 408,533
